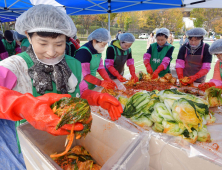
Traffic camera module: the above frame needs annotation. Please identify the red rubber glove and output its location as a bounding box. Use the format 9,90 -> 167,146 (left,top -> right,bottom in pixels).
0,86 -> 83,135
187,69 -> 209,84
152,64 -> 164,79
76,39 -> 80,44
98,68 -> 111,81
107,66 -> 126,82
198,82 -> 216,91
84,74 -> 101,86
129,65 -> 138,82
176,68 -> 184,80
81,89 -> 123,121
176,68 -> 188,85
98,69 -> 117,88
215,86 -> 222,89
101,80 -> 116,89
144,60 -> 153,74
69,38 -> 80,50
84,74 -> 116,89
117,75 -> 127,82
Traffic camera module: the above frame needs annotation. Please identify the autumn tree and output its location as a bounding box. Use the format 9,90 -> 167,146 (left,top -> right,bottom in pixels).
137,9 -> 184,34
116,12 -> 134,31
116,13 -> 125,29
161,9 -> 184,34
190,8 -> 205,27
137,10 -> 162,32
96,13 -> 118,28
70,15 -> 97,35
190,8 -> 222,33
128,12 -> 140,33
213,18 -> 222,35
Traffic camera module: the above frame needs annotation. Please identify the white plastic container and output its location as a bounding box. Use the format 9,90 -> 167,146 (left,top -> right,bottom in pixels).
17,113 -> 150,170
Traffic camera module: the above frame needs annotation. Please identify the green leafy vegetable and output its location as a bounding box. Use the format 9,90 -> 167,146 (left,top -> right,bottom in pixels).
118,96 -> 129,106
197,125 -> 211,142
172,98 -> 202,126
205,87 -> 222,107
181,128 -> 198,144
130,114 -> 153,128
152,122 -> 164,132
154,103 -> 174,121
162,120 -> 185,136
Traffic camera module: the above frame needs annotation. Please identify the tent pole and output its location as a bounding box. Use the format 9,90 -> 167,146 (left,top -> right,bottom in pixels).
108,13 -> 110,32
108,0 -> 111,44
108,13 -> 110,45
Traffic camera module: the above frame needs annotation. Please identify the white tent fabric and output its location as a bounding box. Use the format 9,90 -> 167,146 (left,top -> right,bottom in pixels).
184,0 -> 222,8
30,0 -> 66,13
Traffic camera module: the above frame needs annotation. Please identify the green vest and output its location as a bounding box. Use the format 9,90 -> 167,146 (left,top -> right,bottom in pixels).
105,40 -> 131,79
150,43 -> 174,77
15,52 -> 82,153
75,46 -> 101,90
21,38 -> 30,48
2,39 -> 16,56
66,41 -> 73,56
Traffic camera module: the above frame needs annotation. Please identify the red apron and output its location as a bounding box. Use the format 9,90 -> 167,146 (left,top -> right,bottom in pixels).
183,43 -> 206,83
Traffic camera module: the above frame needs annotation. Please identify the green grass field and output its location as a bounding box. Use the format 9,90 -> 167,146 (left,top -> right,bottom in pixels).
80,40 -> 216,81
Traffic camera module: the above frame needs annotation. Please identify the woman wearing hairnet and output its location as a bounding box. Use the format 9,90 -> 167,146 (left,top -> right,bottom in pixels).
13,31 -> 30,52
0,5 -> 122,169
198,39 -> 222,89
105,33 -> 138,82
2,30 -> 21,56
75,28 -> 117,90
143,28 -> 175,79
0,40 -> 8,60
176,28 -> 212,85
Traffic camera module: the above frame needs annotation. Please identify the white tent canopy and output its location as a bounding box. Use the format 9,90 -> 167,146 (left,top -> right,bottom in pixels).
184,0 -> 222,8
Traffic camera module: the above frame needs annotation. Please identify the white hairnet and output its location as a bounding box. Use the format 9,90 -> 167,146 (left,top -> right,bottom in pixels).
209,39 -> 222,55
156,28 -> 170,37
15,4 -> 77,38
87,28 -> 111,42
13,31 -> 26,41
186,28 -> 206,37
118,33 -> 135,43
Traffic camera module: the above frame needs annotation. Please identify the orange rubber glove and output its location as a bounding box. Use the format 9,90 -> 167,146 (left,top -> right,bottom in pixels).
81,89 -> 123,121
0,86 -> 83,136
107,66 -> 126,82
129,65 -> 138,82
152,64 -> 164,79
84,74 -> 116,89
144,60 -> 153,74
187,69 -> 209,84
198,82 -> 216,91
